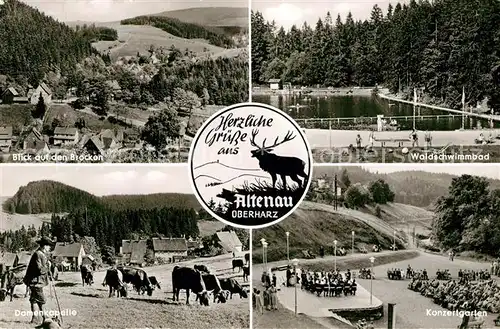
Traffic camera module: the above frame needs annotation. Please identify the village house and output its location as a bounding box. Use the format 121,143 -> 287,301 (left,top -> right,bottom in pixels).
152,237 -> 187,263
81,135 -> 105,156
0,126 -> 13,153
99,129 -> 124,150
52,242 -> 86,271
23,127 -> 49,153
15,251 -> 32,267
120,239 -> 148,267
53,127 -> 79,146
216,231 -> 243,253
29,82 -> 52,105
1,87 -> 19,104
268,79 -> 282,90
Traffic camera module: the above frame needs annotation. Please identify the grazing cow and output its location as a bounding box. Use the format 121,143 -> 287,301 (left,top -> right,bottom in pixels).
242,265 -> 250,282
199,273 -> 226,303
1,265 -> 28,301
148,276 -> 161,290
232,259 -> 244,272
172,266 -> 209,306
219,278 -> 248,299
249,129 -> 308,190
102,268 -> 127,298
244,253 -> 250,264
217,290 -> 230,303
118,266 -> 154,296
80,265 -> 94,286
194,264 -> 210,273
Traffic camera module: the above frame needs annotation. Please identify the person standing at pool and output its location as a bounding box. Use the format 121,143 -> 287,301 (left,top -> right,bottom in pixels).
410,129 -> 419,147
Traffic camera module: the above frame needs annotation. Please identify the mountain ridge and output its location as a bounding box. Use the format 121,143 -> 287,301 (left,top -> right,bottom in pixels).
3,180 -> 200,214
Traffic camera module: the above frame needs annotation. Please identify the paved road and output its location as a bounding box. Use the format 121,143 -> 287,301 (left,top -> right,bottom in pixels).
357,251 -> 495,329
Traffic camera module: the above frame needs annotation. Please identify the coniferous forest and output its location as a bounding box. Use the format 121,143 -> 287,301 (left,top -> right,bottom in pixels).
252,0 -> 500,110
0,0 -> 95,83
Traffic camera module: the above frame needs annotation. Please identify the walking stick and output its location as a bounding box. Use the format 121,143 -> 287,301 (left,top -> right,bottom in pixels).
49,274 -> 63,326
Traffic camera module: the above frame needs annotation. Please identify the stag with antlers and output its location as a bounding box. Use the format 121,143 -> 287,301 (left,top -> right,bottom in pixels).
249,129 -> 308,190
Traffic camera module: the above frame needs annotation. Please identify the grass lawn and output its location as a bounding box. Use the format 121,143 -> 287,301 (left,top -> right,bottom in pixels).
0,104 -> 34,134
45,104 -> 130,132
0,255 -> 249,328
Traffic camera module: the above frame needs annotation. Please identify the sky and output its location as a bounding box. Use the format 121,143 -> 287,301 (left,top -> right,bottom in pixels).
20,0 -> 247,22
0,165 -> 193,197
361,164 -> 500,180
253,0 -> 409,29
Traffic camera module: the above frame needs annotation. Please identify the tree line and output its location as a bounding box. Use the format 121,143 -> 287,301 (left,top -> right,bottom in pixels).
121,16 -> 235,48
251,0 -> 500,110
74,24 -> 119,42
49,205 -> 200,251
432,175 -> 500,256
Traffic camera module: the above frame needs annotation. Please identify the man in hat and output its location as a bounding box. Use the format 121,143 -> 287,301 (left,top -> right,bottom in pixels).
23,237 -> 54,324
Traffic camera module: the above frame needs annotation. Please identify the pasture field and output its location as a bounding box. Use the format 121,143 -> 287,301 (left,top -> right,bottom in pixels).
0,212 -> 52,232
44,104 -> 120,131
0,105 -> 34,134
0,254 -> 250,329
91,24 -> 229,60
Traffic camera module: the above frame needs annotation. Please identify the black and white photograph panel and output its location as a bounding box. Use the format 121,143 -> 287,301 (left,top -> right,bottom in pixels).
251,0 -> 500,163
0,0 -> 249,163
0,165 -> 250,329
252,164 -> 500,329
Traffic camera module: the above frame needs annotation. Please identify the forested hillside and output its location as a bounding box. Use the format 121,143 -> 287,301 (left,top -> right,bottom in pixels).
121,16 -> 234,48
3,180 -> 202,214
312,167 -> 500,207
0,0 -> 94,83
3,181 -> 100,214
252,0 -> 500,110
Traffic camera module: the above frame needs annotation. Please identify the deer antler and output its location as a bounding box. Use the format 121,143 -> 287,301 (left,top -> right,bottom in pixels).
250,129 -> 261,148
250,129 -> 296,150
264,131 -> 296,149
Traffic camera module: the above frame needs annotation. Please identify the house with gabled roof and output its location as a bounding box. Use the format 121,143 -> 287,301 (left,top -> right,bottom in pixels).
23,127 -> 49,153
29,82 -> 52,105
216,231 -> 242,253
53,127 -> 79,146
98,129 -> 123,150
81,135 -> 105,156
0,126 -> 13,153
152,237 -> 187,263
1,87 -> 19,104
120,239 -> 148,266
52,242 -> 85,271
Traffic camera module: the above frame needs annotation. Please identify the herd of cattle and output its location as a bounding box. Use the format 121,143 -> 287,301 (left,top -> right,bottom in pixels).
100,260 -> 249,306
1,256 -> 250,307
